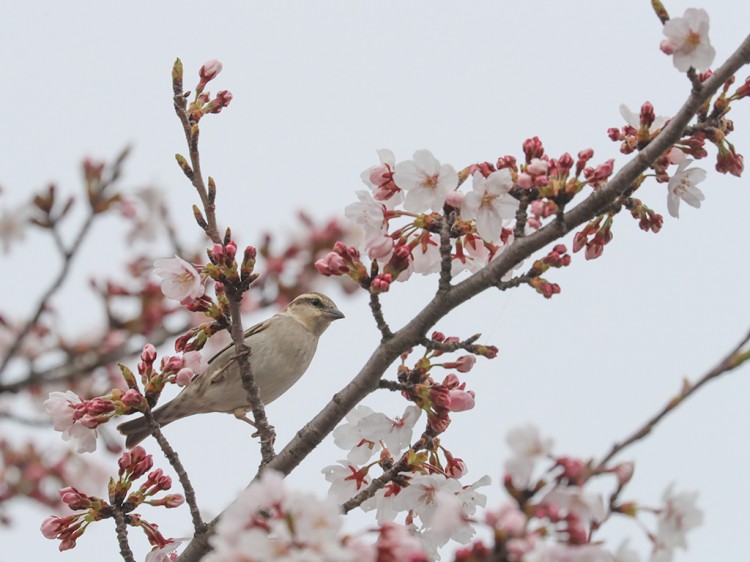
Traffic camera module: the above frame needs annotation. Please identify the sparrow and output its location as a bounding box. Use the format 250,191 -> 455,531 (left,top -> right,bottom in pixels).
117,292 -> 344,448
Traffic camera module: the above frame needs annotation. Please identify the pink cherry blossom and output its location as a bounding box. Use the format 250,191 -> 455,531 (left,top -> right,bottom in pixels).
394,150 -> 458,213
461,170 -> 519,242
667,159 -> 706,218
361,148 -> 404,208
153,255 -> 204,301
42,391 -> 98,453
661,8 -> 715,72
542,486 -> 606,526
182,350 -> 207,376
145,539 -> 185,562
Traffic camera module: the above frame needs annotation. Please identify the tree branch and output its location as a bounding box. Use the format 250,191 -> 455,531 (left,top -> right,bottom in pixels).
594,327 -> 750,472
176,34 -> 750,562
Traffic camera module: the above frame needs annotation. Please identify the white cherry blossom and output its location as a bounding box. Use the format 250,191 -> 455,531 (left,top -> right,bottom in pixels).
667,159 -> 706,218
661,8 -> 715,72
321,461 -> 370,504
392,474 -> 462,527
542,486 -> 606,526
504,424 -> 553,488
394,150 -> 458,213
461,170 -> 519,242
359,405 -> 421,455
153,255 -> 205,301
345,190 -> 387,243
655,483 -> 703,550
360,148 -> 404,208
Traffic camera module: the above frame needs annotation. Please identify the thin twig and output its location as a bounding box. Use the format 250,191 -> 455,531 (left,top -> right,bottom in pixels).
420,334 -> 481,353
113,508 -> 136,562
369,293 -> 393,341
143,409 -> 207,535
594,327 -> 750,472
0,325 -> 185,394
0,213 -> 96,380
227,298 -> 276,466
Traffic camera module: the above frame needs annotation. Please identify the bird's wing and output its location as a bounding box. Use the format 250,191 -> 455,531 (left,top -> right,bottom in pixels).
207,316 -> 273,365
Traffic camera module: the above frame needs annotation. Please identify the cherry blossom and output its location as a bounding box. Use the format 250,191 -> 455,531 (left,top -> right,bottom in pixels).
359,405 -> 421,455
333,404 -> 381,464
153,255 -> 205,301
504,424 -> 554,488
667,160 -> 706,218
345,190 -> 387,243
0,202 -> 30,253
461,170 -> 519,242
392,474 -> 463,527
393,150 -> 458,213
208,470 -> 356,562
655,484 -> 703,551
542,486 -> 606,526
361,148 -> 404,208
661,8 -> 715,72
322,461 -> 371,503
42,391 -> 98,453
145,539 -> 185,562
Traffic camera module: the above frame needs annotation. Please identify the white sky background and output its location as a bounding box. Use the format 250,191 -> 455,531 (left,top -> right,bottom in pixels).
1,1 -> 750,561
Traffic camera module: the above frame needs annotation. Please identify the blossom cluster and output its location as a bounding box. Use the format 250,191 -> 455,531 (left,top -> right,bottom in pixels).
207,469 -> 430,562
41,447 -> 183,554
322,334 -> 497,558
43,344 -> 207,453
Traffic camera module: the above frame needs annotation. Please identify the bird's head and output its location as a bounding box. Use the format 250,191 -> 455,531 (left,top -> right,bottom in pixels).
284,292 -> 344,336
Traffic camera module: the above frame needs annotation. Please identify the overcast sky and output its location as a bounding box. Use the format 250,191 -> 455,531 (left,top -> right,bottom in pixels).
2,1 -> 750,561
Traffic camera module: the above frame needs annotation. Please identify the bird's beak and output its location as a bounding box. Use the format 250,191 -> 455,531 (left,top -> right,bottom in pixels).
324,307 -> 345,320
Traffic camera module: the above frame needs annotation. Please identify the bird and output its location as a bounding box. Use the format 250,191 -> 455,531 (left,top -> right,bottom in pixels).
117,292 -> 344,448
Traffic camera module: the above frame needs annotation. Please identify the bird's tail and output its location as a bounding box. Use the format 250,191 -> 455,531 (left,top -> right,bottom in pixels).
116,402 -> 185,449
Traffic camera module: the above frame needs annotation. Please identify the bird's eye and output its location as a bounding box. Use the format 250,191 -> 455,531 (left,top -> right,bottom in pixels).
310,297 -> 323,308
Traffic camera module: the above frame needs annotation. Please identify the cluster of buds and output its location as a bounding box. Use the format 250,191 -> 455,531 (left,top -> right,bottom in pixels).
624,198 -> 664,233
41,447 -> 182,552
573,215 -> 613,261
81,150 -> 128,215
118,343 -> 207,407
315,241 -> 369,282
29,183 -> 74,229
202,237 -> 259,294
176,58 -> 233,124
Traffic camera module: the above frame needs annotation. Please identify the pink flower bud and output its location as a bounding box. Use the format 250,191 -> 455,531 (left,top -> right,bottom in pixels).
516,172 -> 533,189
41,515 -> 70,539
85,397 -> 115,416
660,39 -> 675,55
448,389 -> 475,412
526,158 -> 548,176
141,344 -> 157,364
613,462 -> 634,485
199,59 -> 223,81
446,456 -> 468,478
176,368 -> 194,386
444,190 -> 464,208
60,487 -> 91,510
454,355 -> 476,373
